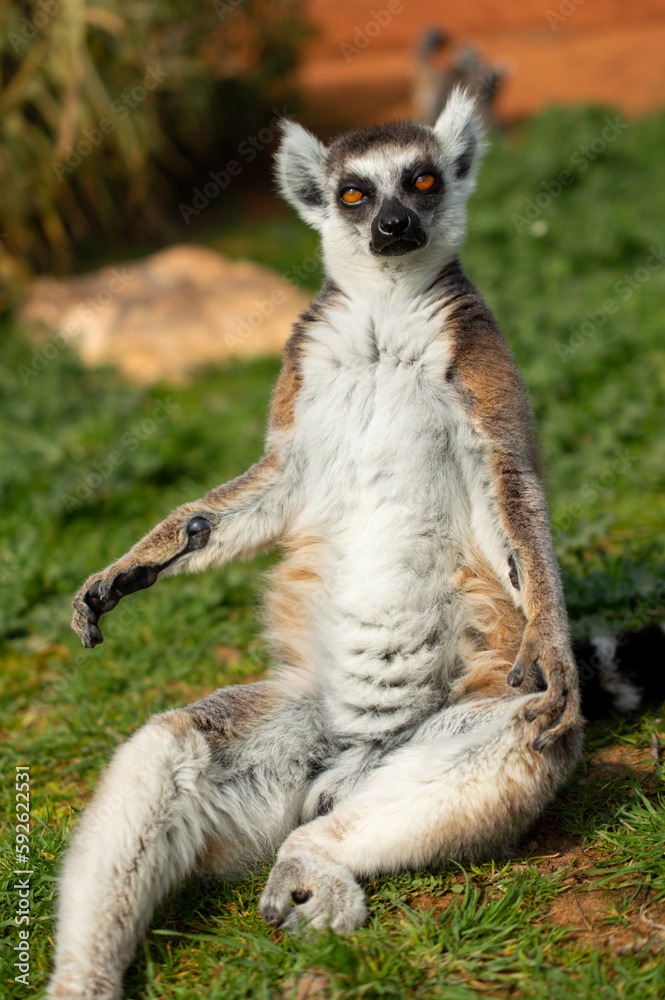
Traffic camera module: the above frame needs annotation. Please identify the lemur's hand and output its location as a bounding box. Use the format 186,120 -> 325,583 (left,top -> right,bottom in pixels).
72,560 -> 160,648
71,515 -> 212,648
507,620 -> 581,751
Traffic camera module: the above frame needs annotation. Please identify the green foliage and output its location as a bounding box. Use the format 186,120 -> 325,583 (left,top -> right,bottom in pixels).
0,0 -> 308,295
0,324 -> 277,648
466,107 -> 665,547
593,779 -> 665,902
1,103 -> 665,997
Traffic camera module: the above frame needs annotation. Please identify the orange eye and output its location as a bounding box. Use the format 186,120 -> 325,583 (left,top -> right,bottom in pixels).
341,188 -> 363,204
414,173 -> 436,191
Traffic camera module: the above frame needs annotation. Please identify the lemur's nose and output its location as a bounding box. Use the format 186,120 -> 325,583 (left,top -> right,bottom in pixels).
377,209 -> 410,237
370,196 -> 425,255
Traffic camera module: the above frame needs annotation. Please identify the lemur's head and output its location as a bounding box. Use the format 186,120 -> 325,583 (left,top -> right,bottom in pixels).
275,88 -> 485,283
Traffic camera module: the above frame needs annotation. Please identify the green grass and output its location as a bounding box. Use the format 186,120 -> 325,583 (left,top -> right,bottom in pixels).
1,103 -> 665,997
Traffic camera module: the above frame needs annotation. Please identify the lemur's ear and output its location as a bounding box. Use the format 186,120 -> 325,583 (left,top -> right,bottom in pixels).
432,87 -> 487,190
274,120 -> 329,229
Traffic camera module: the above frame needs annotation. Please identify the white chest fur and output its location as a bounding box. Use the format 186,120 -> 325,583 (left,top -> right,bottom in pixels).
285,291 -> 498,738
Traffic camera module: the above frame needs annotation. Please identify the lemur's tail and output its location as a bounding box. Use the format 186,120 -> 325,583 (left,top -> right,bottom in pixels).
574,624 -> 665,719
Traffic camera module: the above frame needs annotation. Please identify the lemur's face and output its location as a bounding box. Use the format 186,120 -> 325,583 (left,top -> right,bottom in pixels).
328,139 -> 442,258
274,88 -> 485,278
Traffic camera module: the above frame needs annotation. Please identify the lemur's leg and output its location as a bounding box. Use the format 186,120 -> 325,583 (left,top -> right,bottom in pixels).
48,681 -> 317,1000
260,692 -> 583,933
72,451 -> 298,648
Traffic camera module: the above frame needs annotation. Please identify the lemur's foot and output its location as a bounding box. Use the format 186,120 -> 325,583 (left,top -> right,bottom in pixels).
46,969 -> 121,1000
260,855 -> 367,934
525,683 -> 581,752
508,623 -> 581,751
71,515 -> 213,648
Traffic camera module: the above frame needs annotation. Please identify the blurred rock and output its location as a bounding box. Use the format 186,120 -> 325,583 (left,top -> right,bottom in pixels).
19,245 -> 311,384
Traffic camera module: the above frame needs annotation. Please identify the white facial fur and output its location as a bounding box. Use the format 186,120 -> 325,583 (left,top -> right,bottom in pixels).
274,87 -> 487,296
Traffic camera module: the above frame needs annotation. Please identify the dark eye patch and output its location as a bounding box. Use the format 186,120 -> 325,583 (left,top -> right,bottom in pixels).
401,164 -> 442,196
337,175 -> 377,202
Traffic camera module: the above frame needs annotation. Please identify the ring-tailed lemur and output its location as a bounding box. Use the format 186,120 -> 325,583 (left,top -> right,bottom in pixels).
50,88 -> 592,999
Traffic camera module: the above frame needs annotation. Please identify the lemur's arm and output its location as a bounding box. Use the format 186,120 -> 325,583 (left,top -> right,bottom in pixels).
72,333 -> 307,649
483,446 -> 578,750
446,279 -> 580,748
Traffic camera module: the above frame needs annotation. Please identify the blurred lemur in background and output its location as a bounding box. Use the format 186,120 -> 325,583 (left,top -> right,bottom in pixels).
48,89 -> 663,999
412,27 -> 505,129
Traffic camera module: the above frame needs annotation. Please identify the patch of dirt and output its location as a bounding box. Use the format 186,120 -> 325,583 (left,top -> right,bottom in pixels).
546,891 -> 665,955
409,889 -> 459,916
590,743 -> 660,776
282,971 -> 331,1000
533,742 -> 664,954
526,745 -> 665,955
522,811 -> 583,861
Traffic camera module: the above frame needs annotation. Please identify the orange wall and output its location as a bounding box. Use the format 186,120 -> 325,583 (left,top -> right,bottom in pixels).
299,0 -> 665,126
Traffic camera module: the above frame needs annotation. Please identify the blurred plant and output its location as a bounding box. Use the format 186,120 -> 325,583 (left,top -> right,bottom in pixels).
0,0 -> 308,303
554,516 -> 665,640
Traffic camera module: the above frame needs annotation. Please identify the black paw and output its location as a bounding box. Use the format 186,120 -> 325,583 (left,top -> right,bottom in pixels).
72,565 -> 160,648
72,593 -> 106,648
113,564 -> 160,596
71,516 -> 213,650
